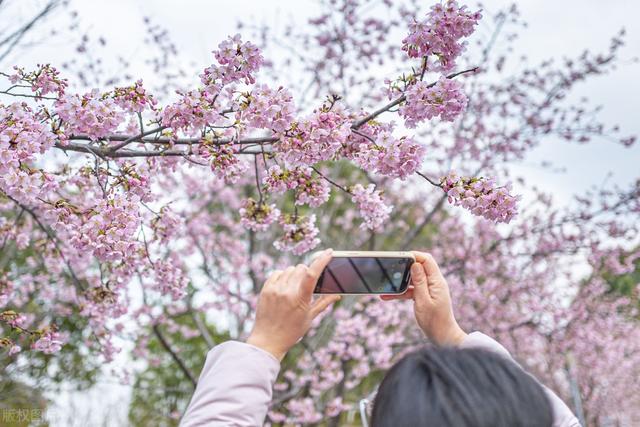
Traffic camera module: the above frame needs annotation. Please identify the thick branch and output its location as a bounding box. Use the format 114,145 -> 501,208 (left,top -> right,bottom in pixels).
68,134 -> 278,146
55,142 -> 269,158
53,66 -> 479,160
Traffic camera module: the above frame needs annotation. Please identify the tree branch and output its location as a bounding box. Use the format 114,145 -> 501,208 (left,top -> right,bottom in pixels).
4,193 -> 85,291
403,193 -> 447,247
51,66 -> 479,160
152,324 -> 197,388
351,66 -> 479,129
0,0 -> 59,61
55,142 -> 270,158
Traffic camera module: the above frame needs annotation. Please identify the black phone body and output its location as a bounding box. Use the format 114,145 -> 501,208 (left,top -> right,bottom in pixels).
313,251 -> 415,294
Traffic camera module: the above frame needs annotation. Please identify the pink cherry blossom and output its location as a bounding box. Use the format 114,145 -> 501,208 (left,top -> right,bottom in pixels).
198,140 -> 249,184
10,64 -> 68,97
350,183 -> 393,231
112,79 -> 156,113
276,105 -> 351,166
348,125 -> 426,179
263,165 -> 330,207
400,77 -> 468,127
402,0 -> 481,71
55,89 -> 125,140
239,198 -> 280,232
441,171 -> 520,223
161,89 -> 221,134
238,84 -> 295,133
32,329 -> 65,354
274,214 -> 321,255
201,34 -> 263,91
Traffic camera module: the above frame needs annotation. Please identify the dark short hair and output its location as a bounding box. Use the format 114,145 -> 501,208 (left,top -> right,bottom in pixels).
371,346 -> 553,427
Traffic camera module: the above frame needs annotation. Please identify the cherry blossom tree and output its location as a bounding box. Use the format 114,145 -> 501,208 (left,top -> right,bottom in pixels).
1,1 -> 639,426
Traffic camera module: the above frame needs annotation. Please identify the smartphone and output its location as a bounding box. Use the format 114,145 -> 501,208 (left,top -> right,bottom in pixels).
311,251 -> 415,295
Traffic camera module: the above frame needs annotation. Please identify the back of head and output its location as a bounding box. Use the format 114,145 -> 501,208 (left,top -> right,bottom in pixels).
370,346 -> 553,427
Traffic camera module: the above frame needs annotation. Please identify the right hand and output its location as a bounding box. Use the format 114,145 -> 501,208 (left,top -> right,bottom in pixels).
381,251 -> 467,346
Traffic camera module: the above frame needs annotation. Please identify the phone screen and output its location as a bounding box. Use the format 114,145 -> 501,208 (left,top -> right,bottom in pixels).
314,256 -> 413,294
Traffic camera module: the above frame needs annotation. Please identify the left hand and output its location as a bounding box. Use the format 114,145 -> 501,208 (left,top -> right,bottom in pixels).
246,248 -> 341,361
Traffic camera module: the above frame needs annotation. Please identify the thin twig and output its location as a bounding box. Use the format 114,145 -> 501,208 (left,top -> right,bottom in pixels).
311,166 -> 351,194
109,125 -> 167,152
4,194 -> 84,290
416,171 -> 442,188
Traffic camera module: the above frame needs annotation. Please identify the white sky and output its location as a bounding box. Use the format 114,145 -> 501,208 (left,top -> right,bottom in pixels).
4,0 -> 640,425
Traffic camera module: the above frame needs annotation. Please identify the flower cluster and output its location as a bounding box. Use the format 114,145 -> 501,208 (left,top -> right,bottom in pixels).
0,103 -> 56,167
60,193 -> 142,262
55,89 -> 125,140
200,34 -> 263,95
277,107 -> 351,166
112,80 -> 156,113
402,0 -> 481,71
32,328 -> 65,354
150,206 -> 183,244
152,256 -> 189,301
239,198 -> 281,232
10,64 -> 68,97
238,84 -> 295,133
441,172 -> 520,223
199,138 -> 248,184
0,310 -> 26,328
0,103 -> 58,202
161,89 -> 220,133
400,77 -> 468,127
263,165 -> 330,207
274,214 -> 321,255
349,127 -> 426,179
350,184 -> 393,231
0,278 -> 12,307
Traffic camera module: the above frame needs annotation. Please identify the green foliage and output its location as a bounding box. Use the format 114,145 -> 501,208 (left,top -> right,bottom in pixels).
128,313 -> 230,427
0,379 -> 49,427
1,232 -> 101,406
602,250 -> 640,309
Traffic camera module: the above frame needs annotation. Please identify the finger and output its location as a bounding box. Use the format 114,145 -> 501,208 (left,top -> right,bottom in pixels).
417,252 -> 446,284
411,251 -> 429,263
278,266 -> 296,287
300,248 -> 333,299
287,263 -> 308,290
290,263 -> 308,282
264,269 -> 283,288
380,287 -> 414,301
310,294 -> 341,318
410,262 -> 433,305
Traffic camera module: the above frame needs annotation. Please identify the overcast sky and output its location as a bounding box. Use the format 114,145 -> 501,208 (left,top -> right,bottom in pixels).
4,1 -> 640,425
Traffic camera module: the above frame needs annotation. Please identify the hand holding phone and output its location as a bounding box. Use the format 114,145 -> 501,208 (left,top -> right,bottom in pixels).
247,249 -> 341,360
381,251 -> 467,346
311,251 -> 415,295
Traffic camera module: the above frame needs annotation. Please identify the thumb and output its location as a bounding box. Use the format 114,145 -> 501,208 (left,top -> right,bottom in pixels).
310,294 -> 341,318
410,262 -> 432,306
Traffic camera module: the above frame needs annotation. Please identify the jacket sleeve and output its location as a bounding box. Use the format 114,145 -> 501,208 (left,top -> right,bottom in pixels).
180,341 -> 280,427
460,332 -> 581,427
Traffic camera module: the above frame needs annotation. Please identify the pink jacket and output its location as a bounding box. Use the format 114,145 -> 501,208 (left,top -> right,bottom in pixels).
180,332 -> 580,427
